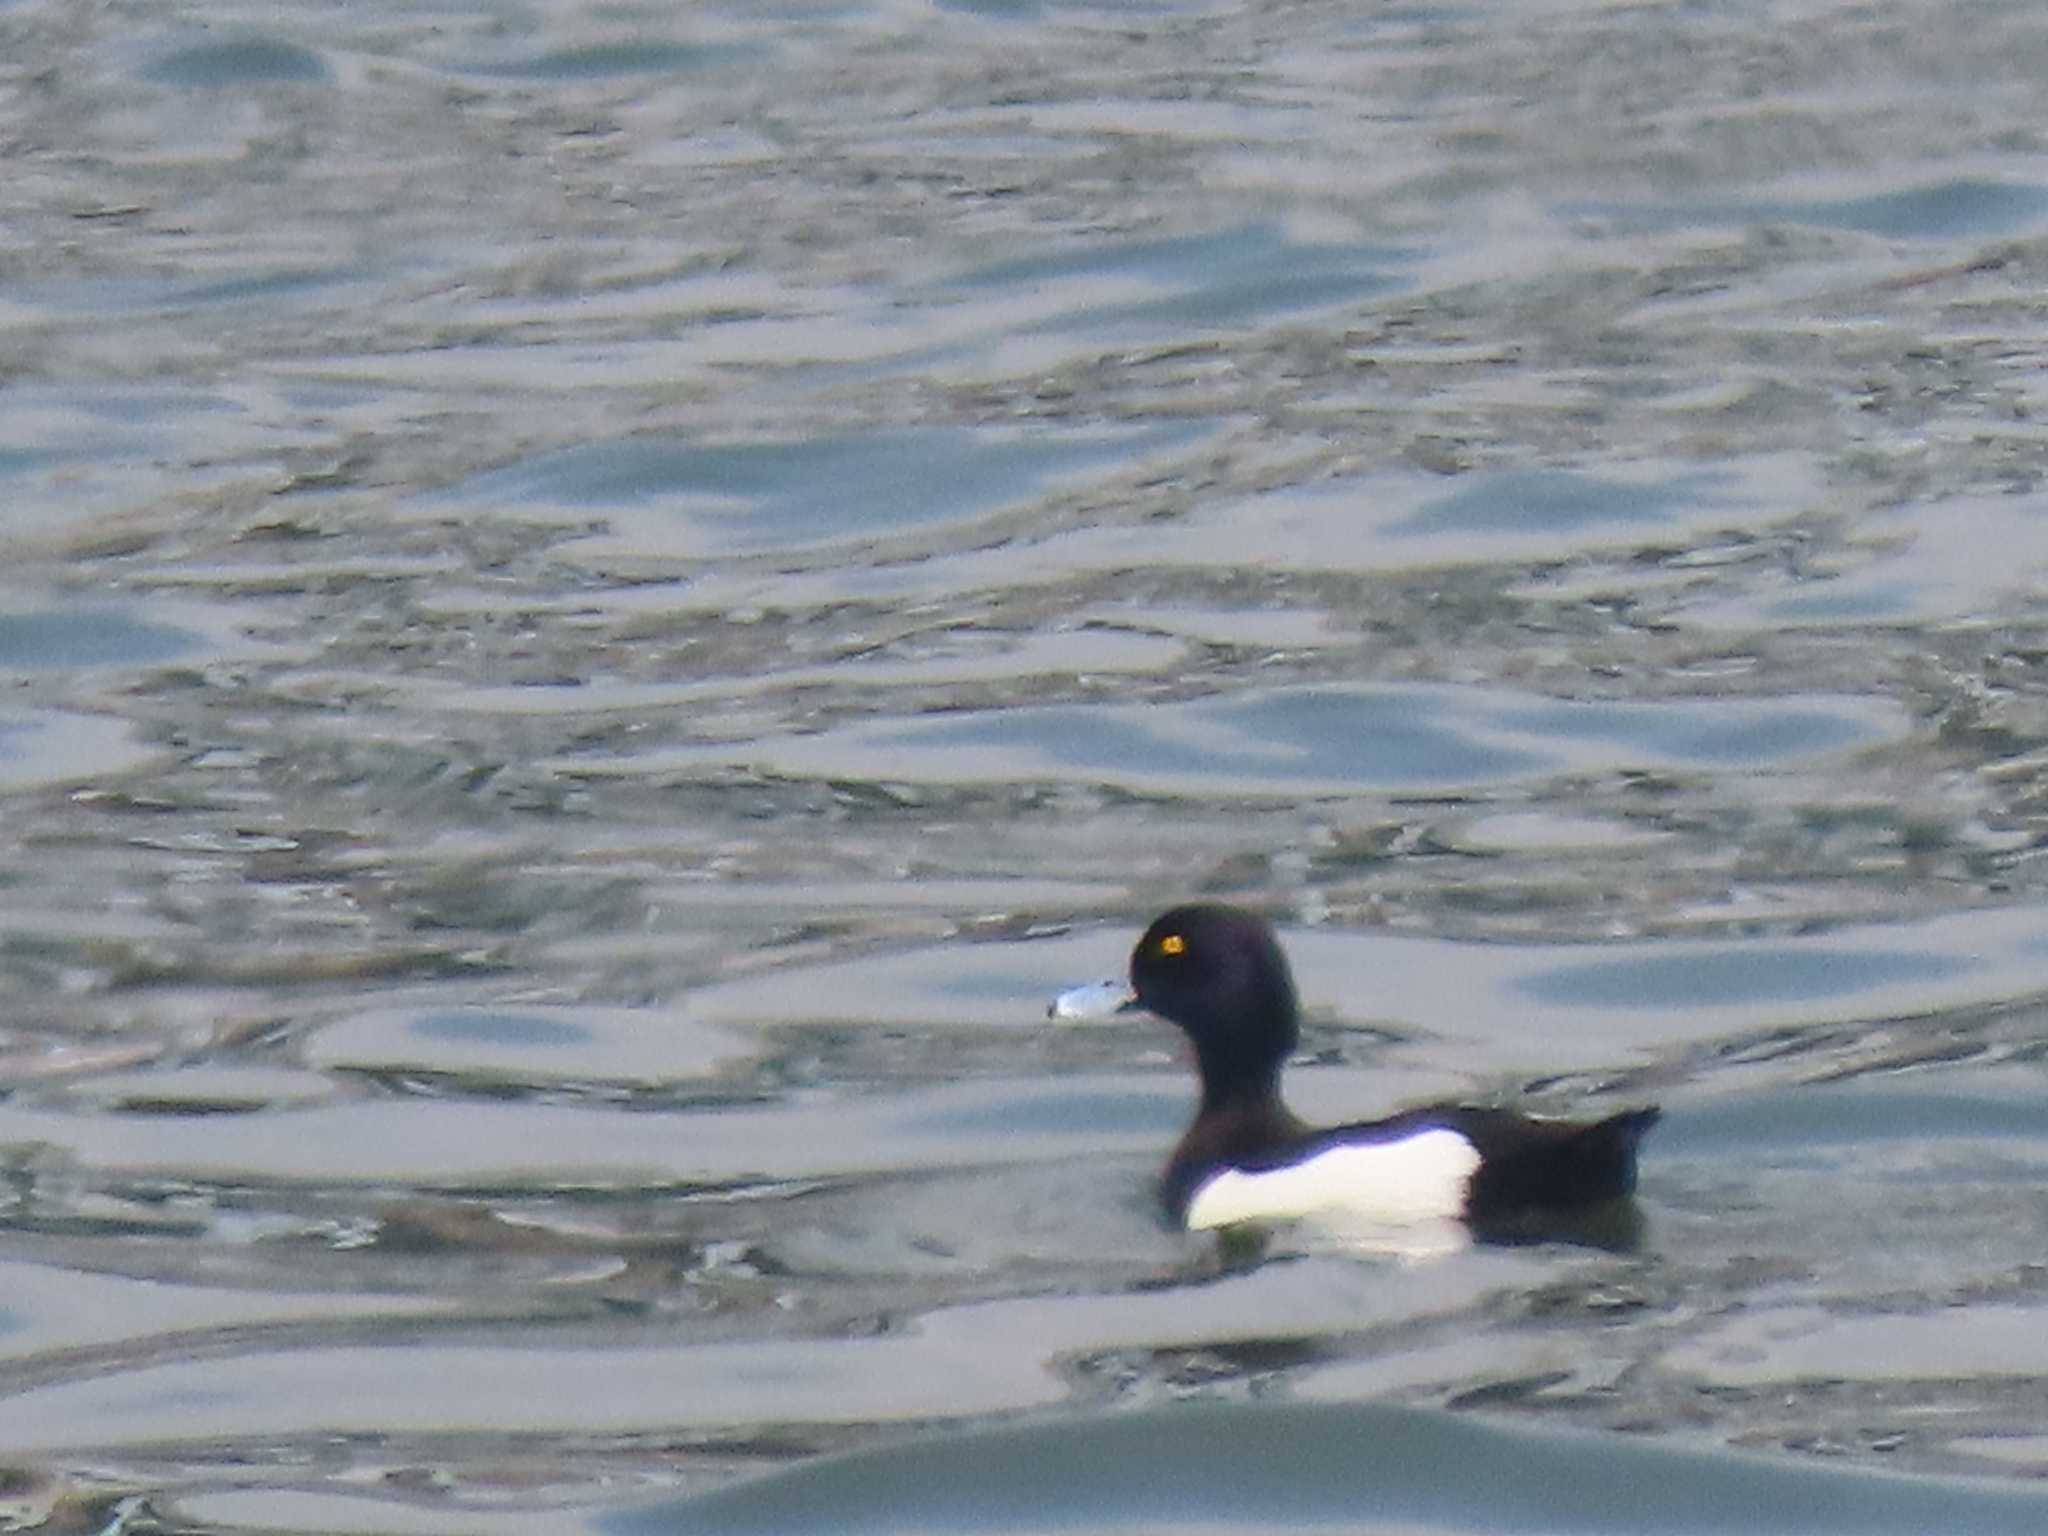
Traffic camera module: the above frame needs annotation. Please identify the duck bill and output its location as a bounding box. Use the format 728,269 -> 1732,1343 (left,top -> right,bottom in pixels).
1046,979 -> 1138,1021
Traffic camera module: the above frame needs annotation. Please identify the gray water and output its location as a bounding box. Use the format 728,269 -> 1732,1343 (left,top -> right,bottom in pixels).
7,0 -> 2048,1531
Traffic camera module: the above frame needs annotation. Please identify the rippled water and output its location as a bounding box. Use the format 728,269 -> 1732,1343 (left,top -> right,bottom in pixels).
7,0 -> 2048,1530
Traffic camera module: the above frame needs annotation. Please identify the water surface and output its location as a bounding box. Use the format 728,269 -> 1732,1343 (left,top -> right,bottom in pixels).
6,0 -> 2048,1531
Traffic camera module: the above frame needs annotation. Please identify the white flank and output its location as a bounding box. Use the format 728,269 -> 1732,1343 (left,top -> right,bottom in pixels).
1183,1128 -> 1482,1233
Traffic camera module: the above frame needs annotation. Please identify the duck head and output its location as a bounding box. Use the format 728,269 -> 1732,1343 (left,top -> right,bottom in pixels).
1129,903 -> 1299,1104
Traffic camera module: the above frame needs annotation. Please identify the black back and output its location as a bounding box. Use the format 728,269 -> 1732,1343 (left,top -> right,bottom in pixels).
1361,1104 -> 1661,1218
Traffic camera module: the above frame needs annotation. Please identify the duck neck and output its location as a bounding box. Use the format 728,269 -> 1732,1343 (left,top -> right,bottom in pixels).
1193,1043 -> 1291,1120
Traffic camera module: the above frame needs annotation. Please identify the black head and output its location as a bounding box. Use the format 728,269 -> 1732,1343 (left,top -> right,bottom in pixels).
1129,903 -> 1299,1101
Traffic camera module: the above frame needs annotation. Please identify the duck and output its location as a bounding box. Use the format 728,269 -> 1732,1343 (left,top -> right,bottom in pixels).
1076,902 -> 1659,1237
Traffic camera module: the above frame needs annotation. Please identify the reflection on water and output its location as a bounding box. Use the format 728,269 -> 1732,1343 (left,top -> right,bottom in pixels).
459,41 -> 752,81
1038,454 -> 1830,574
576,680 -> 1906,796
1572,178 -> 2048,241
308,1003 -> 758,1085
0,606 -> 200,671
440,423 -> 1194,554
1659,1085 -> 2048,1156
617,1400 -> 2048,1536
8,0 -> 2048,1529
953,222 -> 1415,340
1389,468 -> 1712,536
0,709 -> 163,790
1518,946 -> 1965,1009
142,35 -> 330,86
1685,492 -> 2048,628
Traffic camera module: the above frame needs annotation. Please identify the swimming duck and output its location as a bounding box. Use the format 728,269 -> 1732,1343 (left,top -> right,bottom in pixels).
1071,903 -> 1658,1236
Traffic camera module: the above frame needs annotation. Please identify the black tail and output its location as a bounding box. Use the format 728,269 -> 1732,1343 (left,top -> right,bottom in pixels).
1579,1106 -> 1660,1198
1461,1105 -> 1660,1218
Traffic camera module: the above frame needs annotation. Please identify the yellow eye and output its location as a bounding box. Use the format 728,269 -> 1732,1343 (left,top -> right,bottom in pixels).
1159,934 -> 1186,957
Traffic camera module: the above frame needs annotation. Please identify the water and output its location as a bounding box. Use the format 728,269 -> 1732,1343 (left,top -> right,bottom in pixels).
5,0 -> 2048,1530
604,1402 -> 2048,1536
